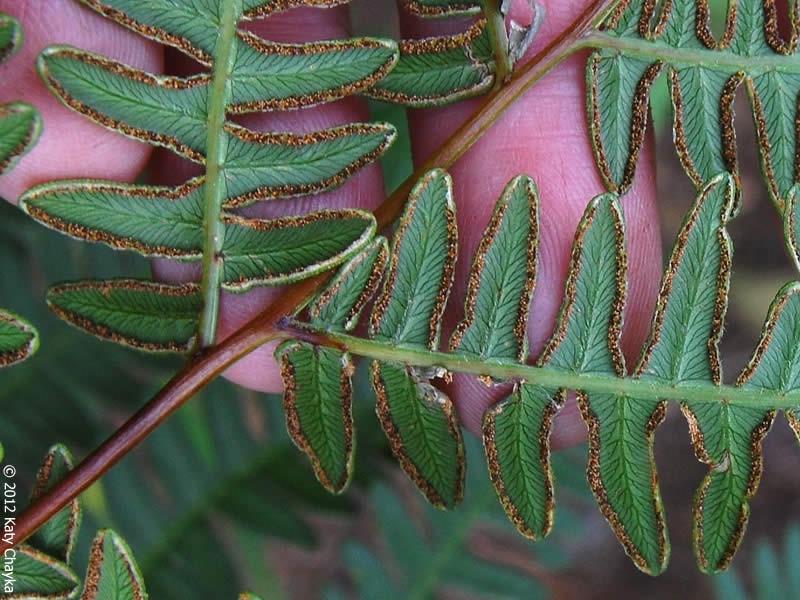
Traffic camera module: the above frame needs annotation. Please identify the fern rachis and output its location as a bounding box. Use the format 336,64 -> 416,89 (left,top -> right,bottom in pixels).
3,1 -> 800,594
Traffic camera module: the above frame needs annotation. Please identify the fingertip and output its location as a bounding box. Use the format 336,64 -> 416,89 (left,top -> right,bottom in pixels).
155,5 -> 385,394
0,0 -> 162,202
403,2 -> 662,435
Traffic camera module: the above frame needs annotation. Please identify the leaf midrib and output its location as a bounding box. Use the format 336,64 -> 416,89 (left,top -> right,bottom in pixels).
317,329 -> 800,410
582,32 -> 800,76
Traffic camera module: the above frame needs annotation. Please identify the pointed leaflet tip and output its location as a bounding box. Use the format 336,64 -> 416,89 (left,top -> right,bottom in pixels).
0,309 -> 39,367
309,237 -> 389,332
450,174 -> 538,365
81,529 -> 147,600
28,445 -> 81,566
46,280 -> 202,353
370,168 -> 457,348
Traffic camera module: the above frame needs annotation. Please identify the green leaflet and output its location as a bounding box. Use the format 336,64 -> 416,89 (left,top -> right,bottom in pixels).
720,283 -> 800,573
20,181 -> 207,256
22,182 -> 380,266
0,102 -> 41,174
47,280 -> 202,352
277,342 -> 355,494
76,0 -> 398,92
309,237 -> 389,331
11,545 -> 80,599
0,14 -> 41,174
642,173 -> 745,575
38,47 -> 208,159
33,0 -> 398,349
221,124 -> 396,207
370,169 -> 457,347
400,0 -> 481,18
587,52 -> 660,193
220,210 -> 376,291
682,400 -> 773,574
670,66 -> 738,187
590,0 -> 800,205
39,46 -> 396,166
81,529 -> 148,600
484,195 -> 629,544
539,194 -> 626,375
638,173 -> 736,382
367,21 -> 494,107
275,240 -> 388,493
369,170 -> 463,508
371,361 -> 464,509
228,35 -> 398,112
578,392 -> 668,574
0,309 -> 39,367
450,175 -> 538,364
28,446 -> 81,565
483,383 -> 561,539
0,11 -> 19,60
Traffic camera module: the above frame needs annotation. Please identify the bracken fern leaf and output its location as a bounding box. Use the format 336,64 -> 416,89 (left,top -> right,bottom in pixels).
18,0 -> 399,350
0,12 -> 40,367
588,0 -> 800,207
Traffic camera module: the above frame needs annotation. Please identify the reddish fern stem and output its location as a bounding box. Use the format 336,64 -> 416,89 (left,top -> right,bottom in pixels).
7,0 -> 613,549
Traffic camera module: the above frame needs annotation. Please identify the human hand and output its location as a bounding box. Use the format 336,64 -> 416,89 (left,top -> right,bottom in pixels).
0,0 -> 661,445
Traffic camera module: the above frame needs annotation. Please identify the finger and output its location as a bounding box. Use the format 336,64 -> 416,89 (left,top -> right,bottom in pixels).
0,0 -> 162,202
403,0 -> 662,441
148,6 -> 386,392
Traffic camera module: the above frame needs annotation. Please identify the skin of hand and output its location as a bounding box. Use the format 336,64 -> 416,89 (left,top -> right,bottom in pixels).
0,0 -> 662,446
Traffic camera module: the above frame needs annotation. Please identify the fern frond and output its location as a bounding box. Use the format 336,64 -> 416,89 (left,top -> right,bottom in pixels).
328,436 -> 580,599
277,165 -> 800,575
14,442 -> 318,599
0,13 -> 40,367
587,0 -> 800,207
364,0 -> 506,106
366,19 -> 496,106
9,447 -> 143,599
19,0 -> 399,349
101,382 -> 353,597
